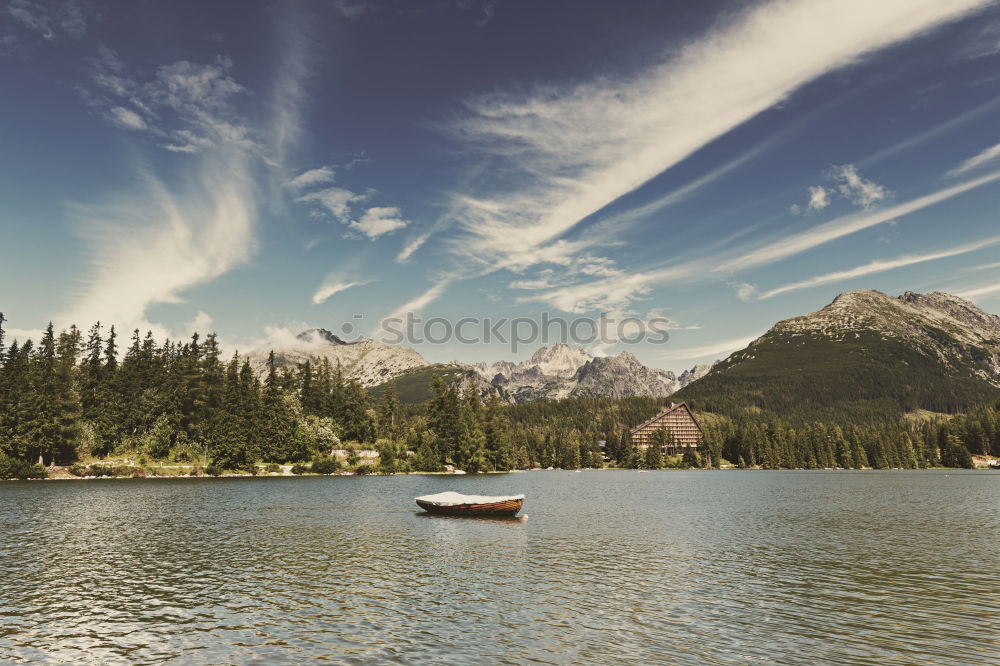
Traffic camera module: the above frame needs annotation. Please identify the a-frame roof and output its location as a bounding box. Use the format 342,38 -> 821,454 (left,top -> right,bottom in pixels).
630,402 -> 703,435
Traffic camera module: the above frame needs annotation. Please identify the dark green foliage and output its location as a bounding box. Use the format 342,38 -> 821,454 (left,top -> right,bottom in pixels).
410,430 -> 443,472
371,364 -> 483,404
0,452 -> 48,479
375,439 -> 408,474
681,445 -> 701,469
68,464 -> 132,478
939,435 -> 975,469
2,313 -> 997,476
672,331 -> 1000,422
311,455 -> 339,475
644,430 -> 665,469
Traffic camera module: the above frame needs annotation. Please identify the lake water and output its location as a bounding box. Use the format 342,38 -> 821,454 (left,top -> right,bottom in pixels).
0,470 -> 997,664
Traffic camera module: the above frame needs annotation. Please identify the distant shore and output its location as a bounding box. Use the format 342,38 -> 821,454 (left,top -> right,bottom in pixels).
4,459 -> 996,481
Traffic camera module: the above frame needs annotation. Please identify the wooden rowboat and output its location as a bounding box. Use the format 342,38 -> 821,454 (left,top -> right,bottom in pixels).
415,491 -> 524,517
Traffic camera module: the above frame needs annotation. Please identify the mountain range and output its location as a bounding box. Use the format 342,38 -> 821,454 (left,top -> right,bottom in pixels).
247,289 -> 1000,416
473,344 -> 710,403
247,331 -> 709,404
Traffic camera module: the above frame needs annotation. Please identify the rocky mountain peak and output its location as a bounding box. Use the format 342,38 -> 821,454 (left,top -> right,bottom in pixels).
471,343 -> 709,403
898,291 -> 1000,334
527,343 -> 592,378
249,329 -> 426,387
727,289 -> 1000,390
674,289 -> 1000,416
295,328 -> 351,346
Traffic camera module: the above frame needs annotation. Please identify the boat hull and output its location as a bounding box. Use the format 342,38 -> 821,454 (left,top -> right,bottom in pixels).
416,497 -> 524,517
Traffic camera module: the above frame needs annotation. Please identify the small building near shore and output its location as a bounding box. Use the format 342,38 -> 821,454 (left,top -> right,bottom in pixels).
630,402 -> 703,454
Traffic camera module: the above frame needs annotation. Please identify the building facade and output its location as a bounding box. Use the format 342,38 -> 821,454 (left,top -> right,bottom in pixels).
629,402 -> 703,454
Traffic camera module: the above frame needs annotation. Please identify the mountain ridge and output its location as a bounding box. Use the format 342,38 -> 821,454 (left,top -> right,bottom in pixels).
248,333 -> 708,403
673,289 -> 1000,420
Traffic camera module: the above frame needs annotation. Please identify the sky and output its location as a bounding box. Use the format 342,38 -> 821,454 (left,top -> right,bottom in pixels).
2,0 -> 1000,370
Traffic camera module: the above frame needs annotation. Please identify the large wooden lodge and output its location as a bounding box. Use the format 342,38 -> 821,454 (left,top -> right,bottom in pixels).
630,402 -> 703,454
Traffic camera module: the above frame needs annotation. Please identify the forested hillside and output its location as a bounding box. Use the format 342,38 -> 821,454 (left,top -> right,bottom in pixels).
673,290 -> 1000,421
0,315 -> 997,479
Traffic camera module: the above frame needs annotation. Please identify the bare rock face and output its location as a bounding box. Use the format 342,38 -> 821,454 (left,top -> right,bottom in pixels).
473,344 -> 711,403
248,328 -> 428,387
672,288 -> 1000,417
756,289 -> 1000,385
251,330 -> 713,402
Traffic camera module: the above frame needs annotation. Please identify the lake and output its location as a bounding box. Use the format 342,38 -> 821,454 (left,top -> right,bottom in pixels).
1,470 -> 997,664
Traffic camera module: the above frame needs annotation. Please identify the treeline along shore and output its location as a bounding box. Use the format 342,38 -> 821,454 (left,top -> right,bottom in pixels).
0,316 -> 997,479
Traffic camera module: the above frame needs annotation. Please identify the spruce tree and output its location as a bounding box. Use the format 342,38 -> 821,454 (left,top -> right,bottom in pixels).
376,382 -> 400,439
644,430 -> 664,469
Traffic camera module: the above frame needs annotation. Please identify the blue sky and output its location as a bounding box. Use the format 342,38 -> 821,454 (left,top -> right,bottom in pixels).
2,0 -> 1000,370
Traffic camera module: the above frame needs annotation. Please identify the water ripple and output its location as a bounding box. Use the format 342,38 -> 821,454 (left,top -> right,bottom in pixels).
0,471 -> 997,664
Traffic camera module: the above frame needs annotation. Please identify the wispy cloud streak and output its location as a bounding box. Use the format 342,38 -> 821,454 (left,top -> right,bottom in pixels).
759,235 -> 1000,299
522,168 -> 1000,313
947,141 -> 1000,177
442,0 -> 991,274
61,149 -> 257,338
388,0 -> 993,318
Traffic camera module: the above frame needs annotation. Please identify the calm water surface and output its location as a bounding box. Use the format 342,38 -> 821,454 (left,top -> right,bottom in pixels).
1,470 -> 997,664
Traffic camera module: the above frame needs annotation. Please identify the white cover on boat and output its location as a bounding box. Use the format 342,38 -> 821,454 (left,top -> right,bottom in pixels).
414,491 -> 524,506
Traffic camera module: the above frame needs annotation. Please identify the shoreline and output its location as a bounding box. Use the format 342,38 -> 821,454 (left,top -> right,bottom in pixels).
2,465 -> 993,481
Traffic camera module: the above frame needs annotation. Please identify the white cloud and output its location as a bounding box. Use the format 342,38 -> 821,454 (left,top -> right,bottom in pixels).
957,18 -> 1000,59
966,261 -> 1000,272
60,149 -> 257,339
285,166 -> 336,190
184,311 -> 214,335
107,106 -> 147,131
436,0 -> 989,278
958,282 -> 1000,299
508,279 -> 553,290
312,274 -> 373,305
659,334 -> 760,363
947,141 -> 1000,178
372,277 -> 456,340
523,168 -> 1000,314
759,234 -> 1000,299
861,97 -> 1000,167
396,232 -> 431,263
163,142 -> 199,154
350,206 -> 409,239
7,0 -> 86,41
586,139 -> 775,238
89,54 -> 257,155
735,283 -> 757,301
297,187 -> 365,222
723,168 -> 1000,274
2,327 -> 45,344
830,164 -> 888,208
332,0 -> 369,21
807,185 -> 830,211
384,0 -> 992,319
269,12 -> 313,169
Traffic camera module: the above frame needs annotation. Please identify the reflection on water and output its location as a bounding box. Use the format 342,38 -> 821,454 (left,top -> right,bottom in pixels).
1,471 -> 997,664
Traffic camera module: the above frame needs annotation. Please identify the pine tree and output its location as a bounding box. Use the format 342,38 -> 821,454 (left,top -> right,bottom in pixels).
376,382 -> 400,439
25,324 -> 69,465
644,429 -> 666,469
412,430 -> 443,472
260,351 -> 295,461
457,387 -> 488,472
483,389 -> 513,471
